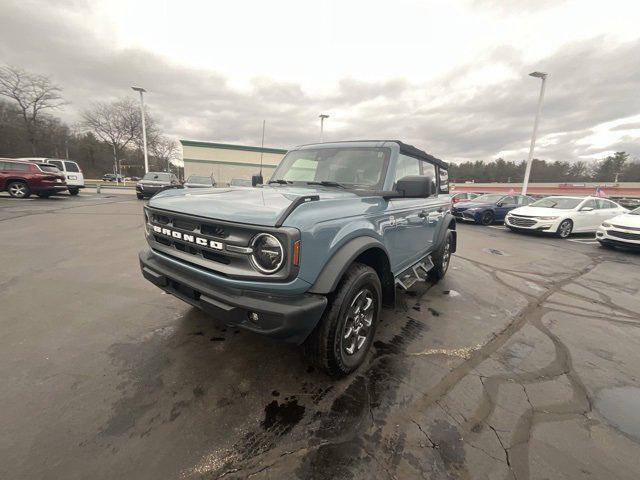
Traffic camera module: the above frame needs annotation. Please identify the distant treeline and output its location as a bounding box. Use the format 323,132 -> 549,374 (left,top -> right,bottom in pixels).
449,152 -> 640,183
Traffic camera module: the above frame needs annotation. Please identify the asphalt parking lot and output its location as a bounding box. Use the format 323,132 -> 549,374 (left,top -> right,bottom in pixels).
1,192 -> 640,480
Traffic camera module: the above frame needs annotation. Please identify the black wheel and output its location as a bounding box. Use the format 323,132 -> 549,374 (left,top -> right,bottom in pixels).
8,181 -> 31,198
305,262 -> 381,376
136,193 -> 144,200
69,188 -> 79,196
429,230 -> 453,282
556,219 -> 573,238
37,193 -> 51,198
479,210 -> 494,225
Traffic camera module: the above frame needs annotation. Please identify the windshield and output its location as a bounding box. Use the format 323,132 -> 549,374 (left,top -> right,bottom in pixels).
143,172 -> 171,181
270,147 -> 390,189
472,194 -> 504,203
187,176 -> 211,184
630,207 -> 640,215
531,197 -> 582,209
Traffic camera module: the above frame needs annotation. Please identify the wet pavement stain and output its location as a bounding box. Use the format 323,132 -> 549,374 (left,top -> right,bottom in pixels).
261,397 -> 306,435
595,386 -> 640,442
427,307 -> 441,317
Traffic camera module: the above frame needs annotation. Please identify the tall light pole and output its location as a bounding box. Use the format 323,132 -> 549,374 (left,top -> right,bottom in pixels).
319,114 -> 329,142
521,72 -> 547,195
132,86 -> 149,174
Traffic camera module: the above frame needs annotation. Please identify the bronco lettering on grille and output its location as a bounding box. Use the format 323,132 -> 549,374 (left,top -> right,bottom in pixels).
152,225 -> 223,250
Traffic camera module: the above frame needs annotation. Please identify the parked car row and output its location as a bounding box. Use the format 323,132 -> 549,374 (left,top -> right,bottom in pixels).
450,191 -> 638,250
0,158 -> 67,198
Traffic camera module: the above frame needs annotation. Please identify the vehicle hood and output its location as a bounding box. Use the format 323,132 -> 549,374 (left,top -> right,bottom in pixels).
148,185 -> 360,226
608,212 -> 640,228
454,201 -> 494,210
508,206 -> 573,217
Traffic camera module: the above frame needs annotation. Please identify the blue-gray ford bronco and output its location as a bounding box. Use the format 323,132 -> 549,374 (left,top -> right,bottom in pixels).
139,140 -> 456,375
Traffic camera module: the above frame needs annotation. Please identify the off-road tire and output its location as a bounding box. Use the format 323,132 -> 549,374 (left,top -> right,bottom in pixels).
7,181 -> 30,198
479,210 -> 494,225
69,188 -> 79,196
428,230 -> 453,282
556,219 -> 573,239
304,262 -> 381,377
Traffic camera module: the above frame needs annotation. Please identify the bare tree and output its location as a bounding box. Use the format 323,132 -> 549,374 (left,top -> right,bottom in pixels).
151,135 -> 180,174
0,65 -> 66,155
82,97 -> 141,177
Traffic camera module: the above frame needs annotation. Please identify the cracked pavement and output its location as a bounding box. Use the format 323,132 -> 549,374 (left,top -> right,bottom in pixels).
1,193 -> 639,479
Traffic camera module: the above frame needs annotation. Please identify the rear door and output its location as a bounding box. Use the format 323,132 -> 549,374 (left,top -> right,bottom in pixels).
64,161 -> 84,186
0,161 -> 8,189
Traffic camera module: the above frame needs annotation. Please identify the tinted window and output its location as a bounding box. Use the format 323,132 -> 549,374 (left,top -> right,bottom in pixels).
49,160 -> 64,170
7,162 -> 30,172
421,161 -> 437,193
64,161 -> 80,172
501,196 -> 516,205
37,164 -> 60,173
393,154 -> 421,185
515,195 -> 530,205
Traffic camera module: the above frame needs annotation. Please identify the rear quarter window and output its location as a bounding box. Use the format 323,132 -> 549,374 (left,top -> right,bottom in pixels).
64,161 -> 80,172
6,162 -> 30,172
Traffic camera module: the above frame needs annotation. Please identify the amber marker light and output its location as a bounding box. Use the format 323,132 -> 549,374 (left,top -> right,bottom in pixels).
293,240 -> 301,266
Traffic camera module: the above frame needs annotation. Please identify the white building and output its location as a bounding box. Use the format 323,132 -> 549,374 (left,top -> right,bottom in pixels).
181,140 -> 287,185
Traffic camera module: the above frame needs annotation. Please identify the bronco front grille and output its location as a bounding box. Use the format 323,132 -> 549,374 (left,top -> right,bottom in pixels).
144,206 -> 298,281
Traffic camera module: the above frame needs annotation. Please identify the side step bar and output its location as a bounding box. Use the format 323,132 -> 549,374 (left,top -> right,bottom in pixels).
394,255 -> 435,290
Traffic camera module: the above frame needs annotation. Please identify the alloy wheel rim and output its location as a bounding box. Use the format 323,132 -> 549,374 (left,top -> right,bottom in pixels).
10,184 -> 26,197
560,221 -> 571,237
342,289 -> 375,356
442,240 -> 451,271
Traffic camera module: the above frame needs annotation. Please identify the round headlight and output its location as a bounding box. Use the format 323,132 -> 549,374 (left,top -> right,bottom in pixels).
251,233 -> 285,274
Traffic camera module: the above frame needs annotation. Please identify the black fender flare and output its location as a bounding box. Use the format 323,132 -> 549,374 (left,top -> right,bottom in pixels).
434,212 -> 457,253
308,236 -> 390,295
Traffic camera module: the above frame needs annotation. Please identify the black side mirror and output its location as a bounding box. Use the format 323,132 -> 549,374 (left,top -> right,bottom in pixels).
252,174 -> 263,187
396,175 -> 433,198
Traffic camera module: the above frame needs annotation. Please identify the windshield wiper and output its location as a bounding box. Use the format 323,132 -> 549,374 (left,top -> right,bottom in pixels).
268,179 -> 293,185
306,181 -> 347,189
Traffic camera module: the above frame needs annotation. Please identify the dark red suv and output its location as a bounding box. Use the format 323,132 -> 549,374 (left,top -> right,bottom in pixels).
0,159 -> 67,198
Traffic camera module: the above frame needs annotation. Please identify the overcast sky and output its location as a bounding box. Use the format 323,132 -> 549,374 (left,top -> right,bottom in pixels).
1,0 -> 639,163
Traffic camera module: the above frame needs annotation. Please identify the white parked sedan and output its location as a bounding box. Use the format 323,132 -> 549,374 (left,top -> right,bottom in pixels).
596,206 -> 640,249
505,196 -> 628,238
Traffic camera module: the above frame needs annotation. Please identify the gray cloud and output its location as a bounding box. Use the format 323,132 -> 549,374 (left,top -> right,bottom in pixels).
1,0 -> 639,164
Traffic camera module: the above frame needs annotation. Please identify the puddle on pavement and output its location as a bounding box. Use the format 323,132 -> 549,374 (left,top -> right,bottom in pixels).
482,248 -> 510,256
595,386 -> 640,442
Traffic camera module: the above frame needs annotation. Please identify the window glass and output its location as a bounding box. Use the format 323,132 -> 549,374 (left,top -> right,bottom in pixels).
501,196 -> 516,205
393,154 -> 420,184
64,161 -> 79,172
421,161 -> 437,193
142,172 -> 172,181
49,160 -> 64,170
7,162 -> 30,171
274,147 -> 390,188
604,200 -> 617,209
531,197 -> 582,209
0,161 -> 6,170
515,195 -> 530,205
38,164 -> 60,173
582,199 -> 597,210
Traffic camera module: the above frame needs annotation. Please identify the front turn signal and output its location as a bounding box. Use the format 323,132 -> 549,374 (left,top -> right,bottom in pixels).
293,240 -> 300,266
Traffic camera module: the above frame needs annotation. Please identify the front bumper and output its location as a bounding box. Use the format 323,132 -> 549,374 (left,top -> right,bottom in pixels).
136,185 -> 166,196
452,209 -> 480,222
505,215 -> 559,232
139,249 -> 327,344
596,226 -> 640,248
32,185 -> 68,193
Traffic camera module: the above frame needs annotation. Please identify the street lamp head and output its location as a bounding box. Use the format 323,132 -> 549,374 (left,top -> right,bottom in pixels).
529,71 -> 547,79
131,86 -> 146,93
319,114 -> 329,119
